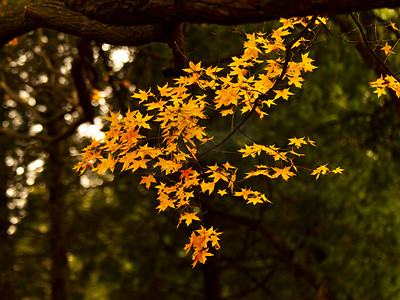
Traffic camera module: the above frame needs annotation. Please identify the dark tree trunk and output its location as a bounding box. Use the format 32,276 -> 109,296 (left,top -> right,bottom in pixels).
47,127 -> 70,300
0,135 -> 16,300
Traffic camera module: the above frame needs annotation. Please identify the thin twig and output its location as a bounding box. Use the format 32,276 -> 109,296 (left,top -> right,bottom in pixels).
350,12 -> 399,81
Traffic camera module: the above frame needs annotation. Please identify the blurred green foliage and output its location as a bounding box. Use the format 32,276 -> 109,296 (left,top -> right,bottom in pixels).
1,11 -> 400,300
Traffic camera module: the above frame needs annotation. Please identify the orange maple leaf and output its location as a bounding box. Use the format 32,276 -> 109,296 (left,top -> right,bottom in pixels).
180,167 -> 195,182
271,166 -> 295,181
381,42 -> 395,55
177,212 -> 201,228
192,249 -> 214,268
139,174 -> 156,189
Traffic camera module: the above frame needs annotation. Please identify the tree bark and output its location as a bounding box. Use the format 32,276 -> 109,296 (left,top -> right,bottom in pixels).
0,0 -> 172,47
1,0 -> 400,48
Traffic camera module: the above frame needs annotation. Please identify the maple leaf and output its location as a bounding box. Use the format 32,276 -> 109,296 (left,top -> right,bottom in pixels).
373,87 -> 387,98
271,28 -> 290,42
180,167 -> 195,182
131,88 -> 152,103
157,83 -> 174,97
93,154 -> 116,174
177,212 -> 201,228
273,88 -> 294,100
140,174 -> 157,189
192,249 -> 214,268
104,111 -> 121,126
133,111 -> 152,129
311,164 -> 329,180
390,21 -> 399,31
263,99 -> 277,108
217,189 -> 227,197
220,108 -> 234,116
307,137 -> 317,147
332,167 -> 344,174
155,158 -> 182,175
288,137 -> 307,148
246,195 -> 265,205
287,75 -> 304,87
300,52 -> 317,72
234,187 -> 252,200
222,161 -> 236,170
183,61 -> 204,73
271,166 -> 295,181
279,18 -> 295,29
381,42 -> 395,55
200,180 -> 215,195
156,192 -> 176,212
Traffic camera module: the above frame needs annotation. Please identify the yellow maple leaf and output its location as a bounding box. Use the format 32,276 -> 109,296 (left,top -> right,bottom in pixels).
183,61 -> 204,73
288,137 -> 307,148
311,164 -> 329,180
390,21 -> 399,31
273,88 -> 294,100
131,88 -> 152,103
93,154 -> 116,174
217,189 -> 227,196
234,187 -> 252,200
154,158 -> 182,175
156,192 -> 176,212
104,111 -> 121,126
300,52 -> 317,72
200,180 -> 215,195
307,137 -> 317,146
332,167 -> 344,174
271,166 -> 295,181
177,212 -> 201,228
246,195 -> 265,205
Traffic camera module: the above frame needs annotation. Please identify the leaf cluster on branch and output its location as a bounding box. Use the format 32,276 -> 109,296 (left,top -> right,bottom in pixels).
74,16 -> 343,267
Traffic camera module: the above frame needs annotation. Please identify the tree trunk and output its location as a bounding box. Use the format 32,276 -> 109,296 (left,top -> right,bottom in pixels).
0,135 -> 16,300
47,130 -> 70,300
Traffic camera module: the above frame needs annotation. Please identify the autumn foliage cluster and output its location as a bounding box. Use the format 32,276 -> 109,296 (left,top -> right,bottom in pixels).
74,16 -> 345,267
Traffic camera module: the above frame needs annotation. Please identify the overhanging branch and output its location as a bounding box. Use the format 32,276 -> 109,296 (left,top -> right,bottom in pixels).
64,0 -> 400,27
0,0 -> 173,48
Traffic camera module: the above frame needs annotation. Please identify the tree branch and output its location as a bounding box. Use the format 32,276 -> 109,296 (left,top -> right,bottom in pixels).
64,0 -> 400,27
0,79 -> 46,124
349,12 -> 399,80
0,127 -> 50,142
2,1 -> 400,49
0,0 -> 174,48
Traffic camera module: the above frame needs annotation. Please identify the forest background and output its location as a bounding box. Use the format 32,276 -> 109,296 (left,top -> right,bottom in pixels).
1,1 -> 400,300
